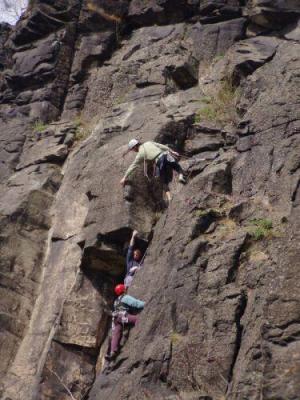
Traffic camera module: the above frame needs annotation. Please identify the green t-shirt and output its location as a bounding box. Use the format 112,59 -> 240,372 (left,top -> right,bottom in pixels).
124,141 -> 170,179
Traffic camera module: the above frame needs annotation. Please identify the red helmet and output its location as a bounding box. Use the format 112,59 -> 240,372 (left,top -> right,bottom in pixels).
114,284 -> 125,296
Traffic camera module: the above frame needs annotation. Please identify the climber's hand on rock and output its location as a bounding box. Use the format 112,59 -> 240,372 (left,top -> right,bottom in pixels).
120,177 -> 126,186
133,230 -> 138,237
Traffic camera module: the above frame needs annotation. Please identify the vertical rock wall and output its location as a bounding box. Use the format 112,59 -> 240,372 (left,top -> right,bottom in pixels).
0,1 -> 299,400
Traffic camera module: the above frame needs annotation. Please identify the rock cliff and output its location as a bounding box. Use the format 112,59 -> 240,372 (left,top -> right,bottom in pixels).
0,1 -> 299,400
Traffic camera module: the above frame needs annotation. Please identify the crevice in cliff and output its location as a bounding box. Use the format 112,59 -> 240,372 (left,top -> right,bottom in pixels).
52,338 -> 99,358
226,236 -> 248,284
232,46 -> 278,86
38,254 -> 124,399
159,341 -> 173,383
75,224 -> 153,385
291,178 -> 300,202
155,116 -> 194,153
15,156 -> 67,172
163,62 -> 198,92
253,118 -> 299,136
56,0 -> 85,117
60,5 -> 130,118
126,0 -> 201,29
41,339 -> 99,400
51,234 -> 77,242
227,291 -> 247,385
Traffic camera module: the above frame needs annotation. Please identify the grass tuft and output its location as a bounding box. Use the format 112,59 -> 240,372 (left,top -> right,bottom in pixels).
170,332 -> 183,345
195,79 -> 238,127
73,116 -> 93,143
250,218 -> 273,230
213,54 -> 225,62
247,218 -> 273,241
32,120 -> 48,133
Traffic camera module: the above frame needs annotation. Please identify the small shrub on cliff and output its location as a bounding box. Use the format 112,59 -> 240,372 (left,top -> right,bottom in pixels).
32,120 -> 48,133
247,218 -> 273,241
195,79 -> 238,127
213,54 -> 225,62
170,332 -> 183,345
73,116 -> 93,143
195,105 -> 217,122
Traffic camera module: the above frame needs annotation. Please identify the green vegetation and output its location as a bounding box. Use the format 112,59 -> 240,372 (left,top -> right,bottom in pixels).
247,218 -> 273,241
201,96 -> 212,104
74,125 -> 90,142
32,120 -> 48,133
195,79 -> 238,127
74,116 -> 82,128
73,116 -> 93,143
213,54 -> 225,62
170,332 -> 183,345
195,105 -> 217,122
250,218 -> 273,230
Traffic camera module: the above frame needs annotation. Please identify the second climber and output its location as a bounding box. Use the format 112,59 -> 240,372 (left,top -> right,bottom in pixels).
105,284 -> 145,361
124,229 -> 144,288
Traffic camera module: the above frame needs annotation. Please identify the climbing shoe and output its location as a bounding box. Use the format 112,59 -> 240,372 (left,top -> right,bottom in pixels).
178,173 -> 187,184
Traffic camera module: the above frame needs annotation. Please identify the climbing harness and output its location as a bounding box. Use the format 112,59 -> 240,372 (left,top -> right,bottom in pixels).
113,295 -> 129,313
114,310 -> 129,324
144,149 -> 177,181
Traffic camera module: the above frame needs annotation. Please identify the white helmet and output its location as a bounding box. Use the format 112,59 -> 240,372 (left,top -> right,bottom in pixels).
128,138 -> 140,150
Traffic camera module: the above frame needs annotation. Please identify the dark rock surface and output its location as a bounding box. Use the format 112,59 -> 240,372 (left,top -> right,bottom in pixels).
0,1 -> 299,400
246,0 -> 300,28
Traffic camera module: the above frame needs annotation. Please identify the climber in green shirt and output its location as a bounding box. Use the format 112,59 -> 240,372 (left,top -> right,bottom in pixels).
120,139 -> 186,202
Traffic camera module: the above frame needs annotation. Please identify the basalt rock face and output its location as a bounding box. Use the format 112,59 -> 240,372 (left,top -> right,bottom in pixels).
0,2 -> 299,400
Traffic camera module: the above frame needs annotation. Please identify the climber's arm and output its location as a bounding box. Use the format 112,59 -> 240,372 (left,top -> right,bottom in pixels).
120,153 -> 143,185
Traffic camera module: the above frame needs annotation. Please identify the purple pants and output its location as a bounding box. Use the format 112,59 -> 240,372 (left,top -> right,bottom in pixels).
111,313 -> 137,353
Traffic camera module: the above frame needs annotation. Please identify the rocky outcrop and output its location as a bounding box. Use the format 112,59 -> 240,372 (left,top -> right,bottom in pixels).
0,1 -> 299,400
